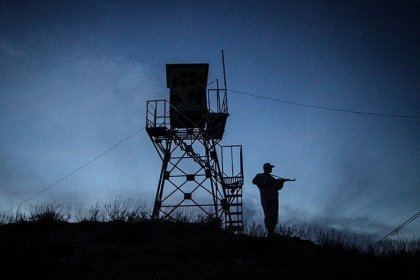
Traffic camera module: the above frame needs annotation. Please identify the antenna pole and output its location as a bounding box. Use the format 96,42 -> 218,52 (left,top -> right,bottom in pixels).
222,50 -> 227,90
221,50 -> 228,112
216,78 -> 220,112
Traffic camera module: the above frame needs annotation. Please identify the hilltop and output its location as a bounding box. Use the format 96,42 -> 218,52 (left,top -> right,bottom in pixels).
0,220 -> 418,279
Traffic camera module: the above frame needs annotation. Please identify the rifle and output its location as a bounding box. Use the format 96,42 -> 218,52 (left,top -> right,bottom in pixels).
272,174 -> 296,182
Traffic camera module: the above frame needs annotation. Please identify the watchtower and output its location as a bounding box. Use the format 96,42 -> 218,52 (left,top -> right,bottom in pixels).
146,52 -> 243,232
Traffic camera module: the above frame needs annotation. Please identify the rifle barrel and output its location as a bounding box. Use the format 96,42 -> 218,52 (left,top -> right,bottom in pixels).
272,174 -> 296,181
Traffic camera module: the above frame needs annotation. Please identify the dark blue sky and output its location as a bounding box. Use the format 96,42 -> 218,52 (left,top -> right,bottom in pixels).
1,0 -> 419,238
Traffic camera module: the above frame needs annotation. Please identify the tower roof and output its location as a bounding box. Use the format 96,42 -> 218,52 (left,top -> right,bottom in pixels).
166,64 -> 209,89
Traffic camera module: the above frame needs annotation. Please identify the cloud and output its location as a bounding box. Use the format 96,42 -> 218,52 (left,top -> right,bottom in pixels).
0,39 -> 25,57
0,153 -> 44,210
313,215 -> 392,236
281,206 -> 393,236
243,199 -> 261,222
0,55 -> 161,212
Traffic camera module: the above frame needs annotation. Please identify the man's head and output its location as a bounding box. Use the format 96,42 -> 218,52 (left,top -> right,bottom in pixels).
263,163 -> 275,174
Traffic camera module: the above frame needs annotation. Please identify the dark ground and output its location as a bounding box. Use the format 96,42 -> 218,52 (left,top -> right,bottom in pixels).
0,221 -> 418,279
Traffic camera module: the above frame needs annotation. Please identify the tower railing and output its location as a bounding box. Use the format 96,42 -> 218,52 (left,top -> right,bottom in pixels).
207,88 -> 228,114
146,100 -> 170,129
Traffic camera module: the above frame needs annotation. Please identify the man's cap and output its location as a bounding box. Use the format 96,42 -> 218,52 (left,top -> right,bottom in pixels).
263,163 -> 275,169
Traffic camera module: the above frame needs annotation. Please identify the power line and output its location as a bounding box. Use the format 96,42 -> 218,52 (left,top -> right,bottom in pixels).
229,89 -> 420,119
373,210 -> 420,249
5,128 -> 144,214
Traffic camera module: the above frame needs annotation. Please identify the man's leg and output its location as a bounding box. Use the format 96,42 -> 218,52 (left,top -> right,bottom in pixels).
266,224 -> 275,237
262,201 -> 277,237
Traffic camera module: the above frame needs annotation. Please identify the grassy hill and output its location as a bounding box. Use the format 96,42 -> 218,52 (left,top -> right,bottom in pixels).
1,217 -> 418,280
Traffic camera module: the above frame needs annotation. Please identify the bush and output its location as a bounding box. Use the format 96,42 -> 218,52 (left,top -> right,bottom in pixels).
103,197 -> 150,222
374,238 -> 420,257
75,198 -> 151,223
29,202 -> 70,223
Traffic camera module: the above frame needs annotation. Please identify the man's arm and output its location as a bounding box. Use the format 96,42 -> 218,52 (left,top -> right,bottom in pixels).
253,173 -> 277,188
275,177 -> 296,190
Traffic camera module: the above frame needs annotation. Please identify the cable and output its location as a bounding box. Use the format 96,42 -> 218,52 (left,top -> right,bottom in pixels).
229,89 -> 420,119
5,127 -> 144,214
373,210 -> 420,249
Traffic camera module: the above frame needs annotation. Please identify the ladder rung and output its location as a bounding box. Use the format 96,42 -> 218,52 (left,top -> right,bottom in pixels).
225,194 -> 241,198
225,221 -> 243,225
226,226 -> 243,231
224,184 -> 242,189
226,218 -> 243,222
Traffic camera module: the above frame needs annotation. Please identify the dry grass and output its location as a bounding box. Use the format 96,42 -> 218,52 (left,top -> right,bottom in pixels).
1,200 -> 419,257
0,201 -> 419,279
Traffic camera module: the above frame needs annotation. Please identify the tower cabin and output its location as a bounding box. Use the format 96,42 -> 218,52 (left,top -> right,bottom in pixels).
166,63 -> 229,139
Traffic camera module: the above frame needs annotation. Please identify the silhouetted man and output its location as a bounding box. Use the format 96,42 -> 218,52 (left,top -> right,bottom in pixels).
252,163 -> 286,237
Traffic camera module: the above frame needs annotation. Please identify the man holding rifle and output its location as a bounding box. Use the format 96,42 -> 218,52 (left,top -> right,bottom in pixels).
252,163 -> 295,237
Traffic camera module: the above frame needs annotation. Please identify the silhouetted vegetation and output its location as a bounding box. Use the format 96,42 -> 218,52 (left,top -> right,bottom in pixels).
0,201 -> 418,279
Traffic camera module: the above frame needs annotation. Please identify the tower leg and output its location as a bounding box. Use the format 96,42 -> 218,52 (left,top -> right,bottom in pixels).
152,147 -> 171,219
204,139 -> 219,218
